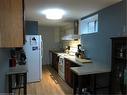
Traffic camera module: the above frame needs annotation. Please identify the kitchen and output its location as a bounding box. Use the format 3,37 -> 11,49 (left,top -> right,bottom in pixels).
0,0 -> 127,95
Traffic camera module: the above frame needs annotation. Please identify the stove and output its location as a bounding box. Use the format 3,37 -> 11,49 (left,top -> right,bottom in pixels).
58,55 -> 65,80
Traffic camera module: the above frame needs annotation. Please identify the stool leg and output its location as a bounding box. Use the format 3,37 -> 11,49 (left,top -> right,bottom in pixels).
19,74 -> 22,95
8,75 -> 12,93
24,73 -> 27,95
73,74 -> 77,95
18,88 -> 21,95
93,74 -> 96,94
78,76 -> 82,94
90,74 -> 96,94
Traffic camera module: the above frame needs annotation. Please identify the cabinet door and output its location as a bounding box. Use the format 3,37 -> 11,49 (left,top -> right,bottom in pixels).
65,59 -> 69,83
52,52 -> 58,72
67,61 -> 72,86
54,54 -> 59,72
52,53 -> 55,69
111,63 -> 124,94
70,62 -> 80,87
65,59 -> 80,88
65,59 -> 72,86
0,0 -> 23,47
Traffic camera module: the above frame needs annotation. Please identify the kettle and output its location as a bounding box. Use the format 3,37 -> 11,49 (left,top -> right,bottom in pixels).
76,44 -> 86,59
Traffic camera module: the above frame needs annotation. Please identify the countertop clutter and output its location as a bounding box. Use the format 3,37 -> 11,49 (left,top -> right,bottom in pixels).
57,52 -> 91,66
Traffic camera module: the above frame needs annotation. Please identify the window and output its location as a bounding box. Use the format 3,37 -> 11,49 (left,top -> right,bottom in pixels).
79,14 -> 98,35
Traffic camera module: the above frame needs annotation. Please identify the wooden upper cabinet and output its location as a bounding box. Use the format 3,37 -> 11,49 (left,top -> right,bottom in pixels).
0,0 -> 24,47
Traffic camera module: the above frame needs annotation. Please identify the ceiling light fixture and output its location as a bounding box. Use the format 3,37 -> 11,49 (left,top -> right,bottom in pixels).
41,8 -> 65,20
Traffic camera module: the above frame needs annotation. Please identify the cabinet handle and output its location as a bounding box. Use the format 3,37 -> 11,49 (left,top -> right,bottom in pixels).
117,73 -> 122,80
119,73 -> 122,78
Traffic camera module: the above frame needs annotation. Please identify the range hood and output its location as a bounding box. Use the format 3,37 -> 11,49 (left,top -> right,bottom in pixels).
62,20 -> 80,40
62,34 -> 80,40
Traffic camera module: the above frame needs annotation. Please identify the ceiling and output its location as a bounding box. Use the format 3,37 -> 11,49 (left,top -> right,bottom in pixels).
25,0 -> 121,26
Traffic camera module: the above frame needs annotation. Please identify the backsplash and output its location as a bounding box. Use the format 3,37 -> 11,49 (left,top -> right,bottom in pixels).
62,40 -> 80,53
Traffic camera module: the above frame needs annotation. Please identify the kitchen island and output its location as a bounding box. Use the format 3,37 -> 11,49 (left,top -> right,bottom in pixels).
71,64 -> 111,95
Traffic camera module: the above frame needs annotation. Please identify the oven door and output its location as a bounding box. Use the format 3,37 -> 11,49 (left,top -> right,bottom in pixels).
58,57 -> 65,80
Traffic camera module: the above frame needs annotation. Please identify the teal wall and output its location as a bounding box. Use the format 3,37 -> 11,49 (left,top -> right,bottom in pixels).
81,2 -> 123,67
0,49 -> 10,92
25,21 -> 38,35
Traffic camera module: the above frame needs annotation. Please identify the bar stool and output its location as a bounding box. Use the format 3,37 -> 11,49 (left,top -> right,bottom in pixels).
7,72 -> 27,95
6,66 -> 27,95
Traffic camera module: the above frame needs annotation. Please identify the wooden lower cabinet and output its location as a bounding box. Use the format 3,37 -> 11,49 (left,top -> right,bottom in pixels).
65,59 -> 71,86
52,52 -> 59,72
65,58 -> 80,88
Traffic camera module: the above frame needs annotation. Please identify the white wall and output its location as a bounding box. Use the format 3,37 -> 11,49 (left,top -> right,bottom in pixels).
38,26 -> 61,65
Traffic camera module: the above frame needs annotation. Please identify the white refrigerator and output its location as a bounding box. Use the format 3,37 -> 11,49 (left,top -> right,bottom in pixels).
23,35 -> 42,83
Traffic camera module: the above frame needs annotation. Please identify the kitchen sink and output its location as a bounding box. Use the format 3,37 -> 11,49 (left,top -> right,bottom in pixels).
57,53 -> 75,58
57,53 -> 68,56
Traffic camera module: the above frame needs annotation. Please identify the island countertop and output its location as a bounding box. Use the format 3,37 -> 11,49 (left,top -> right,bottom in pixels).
71,64 -> 111,76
